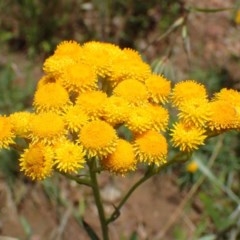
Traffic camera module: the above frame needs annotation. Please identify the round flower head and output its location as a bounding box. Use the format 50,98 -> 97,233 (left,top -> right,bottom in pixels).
186,160 -> 198,173
54,141 -> 85,173
145,74 -> 171,104
103,96 -> 130,125
81,41 -> 122,78
178,98 -> 211,128
147,104 -> 169,132
171,80 -> 208,108
33,82 -> 71,113
63,105 -> 89,132
102,139 -> 136,175
43,55 -> 75,77
0,116 -> 15,149
113,79 -> 148,106
29,112 -> 66,145
214,88 -> 240,105
110,55 -> 151,84
171,122 -> 207,152
54,40 -> 82,61
126,106 -> 153,134
59,62 -> 97,94
19,143 -> 54,180
76,91 -> 108,119
79,120 -> 118,158
10,111 -> 32,137
208,100 -> 240,131
134,130 -> 167,166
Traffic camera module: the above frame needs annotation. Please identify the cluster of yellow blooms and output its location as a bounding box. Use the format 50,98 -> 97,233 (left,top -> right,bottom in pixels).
1,40 -> 240,180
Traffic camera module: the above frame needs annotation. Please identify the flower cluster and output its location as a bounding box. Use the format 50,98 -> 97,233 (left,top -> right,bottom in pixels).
1,40 -> 240,180
170,81 -> 240,152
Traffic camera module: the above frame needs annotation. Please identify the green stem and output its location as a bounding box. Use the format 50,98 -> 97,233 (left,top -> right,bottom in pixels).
88,159 -> 109,240
56,170 -> 92,187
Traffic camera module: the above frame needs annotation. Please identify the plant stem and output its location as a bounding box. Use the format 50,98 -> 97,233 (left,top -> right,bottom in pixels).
88,159 -> 109,240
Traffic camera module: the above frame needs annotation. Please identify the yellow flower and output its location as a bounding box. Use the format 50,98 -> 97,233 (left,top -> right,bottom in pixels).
81,41 -> 122,78
0,116 -> 15,149
171,122 -> 206,152
103,96 -> 130,125
19,143 -> 54,180
10,111 -> 32,137
214,88 -> 240,105
63,105 -> 89,132
33,82 -> 71,113
79,120 -> 118,158
102,139 -> 136,175
235,9 -> 240,25
113,79 -> 148,106
171,80 -> 207,107
186,161 -> 198,173
145,74 -> 171,104
126,106 -> 153,134
110,55 -> 151,84
54,40 -> 82,61
29,112 -> 66,145
59,62 -> 97,94
178,98 -> 211,128
54,141 -> 85,173
43,55 -> 75,77
134,130 -> 167,166
147,104 -> 169,132
208,100 -> 240,131
76,90 -> 108,119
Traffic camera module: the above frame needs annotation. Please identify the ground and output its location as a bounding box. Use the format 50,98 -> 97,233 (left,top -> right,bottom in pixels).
0,0 -> 239,239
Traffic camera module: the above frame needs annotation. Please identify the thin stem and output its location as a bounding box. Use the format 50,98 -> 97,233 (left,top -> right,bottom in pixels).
88,159 -> 109,240
56,170 -> 92,187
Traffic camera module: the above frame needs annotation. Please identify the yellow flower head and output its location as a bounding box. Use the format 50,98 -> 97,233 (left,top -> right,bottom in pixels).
103,96 -> 130,125
10,111 -> 32,137
147,104 -> 169,132
235,9 -> 240,25
33,82 -> 71,113
43,55 -> 75,77
186,160 -> 198,173
0,116 -> 15,149
171,122 -> 206,152
29,112 -> 66,145
81,41 -> 122,78
19,143 -> 54,180
171,80 -> 207,108
63,105 -> 89,132
76,91 -> 108,119
134,130 -> 167,166
145,74 -> 171,104
102,139 -> 136,175
59,62 -> 97,94
113,79 -> 148,106
54,40 -> 82,61
54,141 -> 85,173
208,100 -> 240,131
79,120 -> 118,158
214,88 -> 240,105
110,55 -> 151,83
178,98 -> 211,128
126,106 -> 153,134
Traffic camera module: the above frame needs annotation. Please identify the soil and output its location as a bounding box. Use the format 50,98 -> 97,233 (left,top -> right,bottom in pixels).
0,0 -> 239,239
